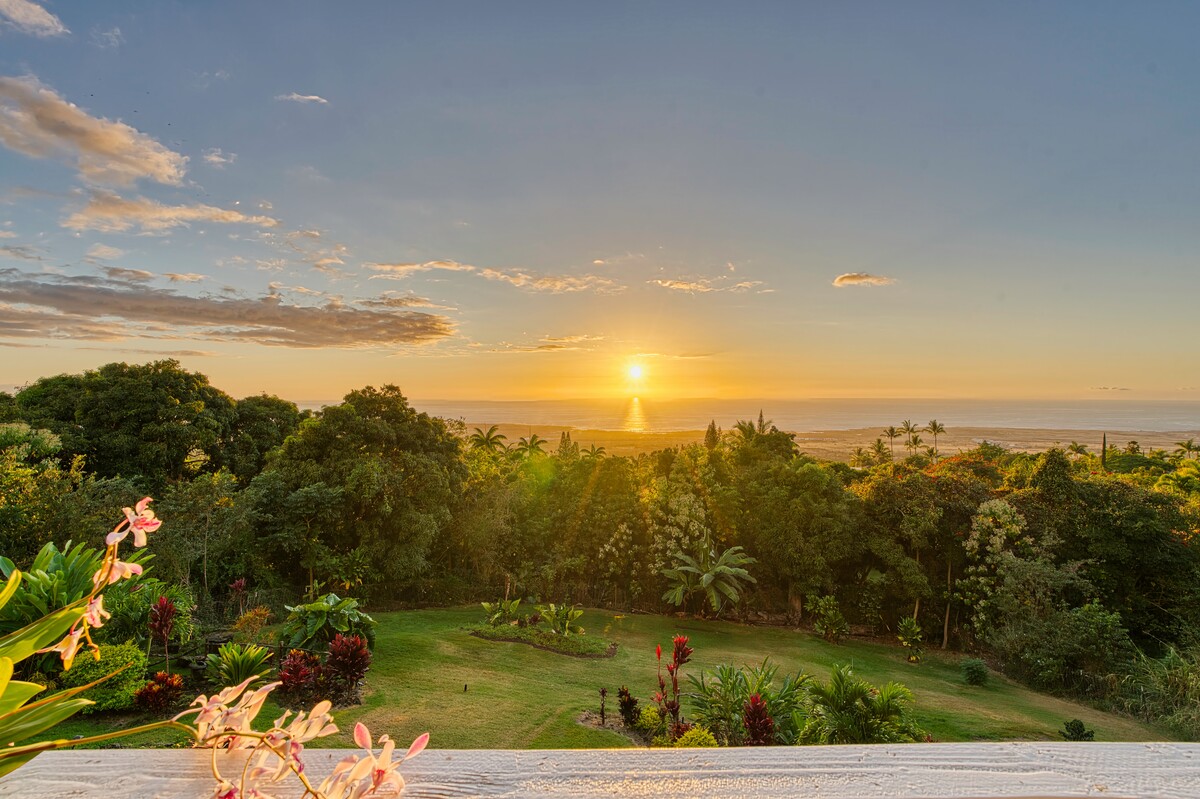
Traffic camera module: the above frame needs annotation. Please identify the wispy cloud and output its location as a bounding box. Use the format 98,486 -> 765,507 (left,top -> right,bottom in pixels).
203,148 -> 237,168
98,265 -> 154,283
490,333 -> 605,353
275,92 -> 328,105
86,243 -> 126,260
367,260 -> 621,293
648,278 -> 762,293
63,190 -> 280,233
0,244 -> 41,261
90,25 -> 123,49
0,267 -> 455,348
164,272 -> 206,283
832,272 -> 895,287
0,0 -> 68,37
0,75 -> 188,186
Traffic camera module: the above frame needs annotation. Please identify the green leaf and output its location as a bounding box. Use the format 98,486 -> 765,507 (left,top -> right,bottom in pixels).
0,750 -> 38,778
0,604 -> 86,665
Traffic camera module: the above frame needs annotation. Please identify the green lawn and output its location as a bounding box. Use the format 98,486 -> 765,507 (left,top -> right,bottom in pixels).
42,606 -> 1169,749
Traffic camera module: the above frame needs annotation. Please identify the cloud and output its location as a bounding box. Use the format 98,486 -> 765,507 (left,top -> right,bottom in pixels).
0,231 -> 15,238
355,292 -> 451,310
0,0 -> 68,37
832,272 -> 895,287
90,26 -> 123,49
98,265 -> 154,283
490,333 -> 605,353
63,190 -> 280,233
366,260 -> 476,278
0,244 -> 41,261
76,346 -> 216,357
286,165 -> 329,183
203,148 -> 236,168
86,243 -> 126,260
542,334 -> 605,343
1090,386 -> 1132,392
367,260 -> 621,293
648,278 -> 762,293
0,267 -> 455,348
0,75 -> 187,186
275,92 -> 328,105
164,272 -> 206,283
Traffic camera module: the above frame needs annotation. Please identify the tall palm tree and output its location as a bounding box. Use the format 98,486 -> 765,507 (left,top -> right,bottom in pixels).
469,425 -> 507,453
924,420 -> 945,461
582,443 -> 607,459
734,419 -> 758,444
900,419 -> 919,439
849,447 -> 872,468
882,427 -> 900,459
1067,441 -> 1089,459
870,438 -> 890,463
1174,438 -> 1199,461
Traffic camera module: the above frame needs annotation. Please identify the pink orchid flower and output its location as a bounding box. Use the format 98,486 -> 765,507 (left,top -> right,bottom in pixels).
39,624 -> 87,670
92,558 -> 143,589
83,595 -> 111,628
107,497 -> 162,548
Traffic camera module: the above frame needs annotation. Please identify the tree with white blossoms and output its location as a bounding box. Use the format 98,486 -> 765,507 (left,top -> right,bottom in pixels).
0,497 -> 427,797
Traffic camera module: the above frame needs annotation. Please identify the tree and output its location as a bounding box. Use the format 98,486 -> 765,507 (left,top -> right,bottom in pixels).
248,385 -> 464,594
900,420 -> 919,440
870,438 -> 891,463
800,666 -> 923,744
882,427 -> 900,459
515,434 -> 547,457
849,447 -> 872,468
1174,438 -> 1199,461
582,443 -> 607,460
1067,441 -> 1089,459
556,431 -> 580,460
924,420 -> 946,461
662,542 -> 757,616
905,434 -> 923,458
224,394 -> 303,484
469,425 -> 507,454
704,421 -> 720,451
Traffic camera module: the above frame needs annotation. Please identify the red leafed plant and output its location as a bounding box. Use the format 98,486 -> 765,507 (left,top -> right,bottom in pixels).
134,671 -> 185,713
148,595 -> 177,674
279,648 -> 324,703
654,635 -> 694,741
326,633 -> 371,694
742,693 -> 776,745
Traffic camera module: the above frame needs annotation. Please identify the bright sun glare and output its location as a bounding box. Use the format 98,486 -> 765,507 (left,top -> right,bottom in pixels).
627,364 -> 644,380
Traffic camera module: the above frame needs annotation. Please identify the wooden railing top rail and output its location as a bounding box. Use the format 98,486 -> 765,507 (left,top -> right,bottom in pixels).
1,742 -> 1197,798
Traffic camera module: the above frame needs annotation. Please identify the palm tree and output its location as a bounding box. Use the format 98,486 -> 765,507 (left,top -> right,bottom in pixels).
900,419 -> 919,440
734,419 -> 758,445
661,544 -> 757,617
469,425 -> 507,453
800,665 -> 921,744
1067,441 -> 1089,459
882,427 -> 900,459
582,443 -> 607,459
849,447 -> 872,468
1174,438 -> 1199,461
515,433 -> 547,457
870,438 -> 890,463
924,420 -> 945,461
756,410 -> 774,434
905,433 -> 923,457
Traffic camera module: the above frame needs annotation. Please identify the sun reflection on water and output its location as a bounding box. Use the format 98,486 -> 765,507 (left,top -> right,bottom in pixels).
623,397 -> 647,432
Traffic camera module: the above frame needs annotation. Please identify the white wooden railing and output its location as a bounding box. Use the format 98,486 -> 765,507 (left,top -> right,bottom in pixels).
1,743 -> 1198,798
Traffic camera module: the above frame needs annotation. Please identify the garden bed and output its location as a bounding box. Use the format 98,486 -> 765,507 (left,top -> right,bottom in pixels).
468,626 -> 618,658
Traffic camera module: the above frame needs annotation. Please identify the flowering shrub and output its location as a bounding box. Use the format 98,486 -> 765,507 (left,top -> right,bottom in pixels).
134,671 -> 185,713
653,635 -> 693,741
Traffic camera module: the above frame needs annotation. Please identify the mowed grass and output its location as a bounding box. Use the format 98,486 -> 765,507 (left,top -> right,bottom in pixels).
42,606 -> 1170,749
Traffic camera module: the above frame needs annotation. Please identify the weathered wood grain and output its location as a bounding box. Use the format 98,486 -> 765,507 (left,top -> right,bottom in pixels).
1,743 -> 1197,798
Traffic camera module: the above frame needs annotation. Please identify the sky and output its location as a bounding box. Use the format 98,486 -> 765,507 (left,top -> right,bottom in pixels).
1,1 -> 1198,402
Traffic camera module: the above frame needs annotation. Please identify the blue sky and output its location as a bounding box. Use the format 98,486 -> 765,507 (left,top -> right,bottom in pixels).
2,2 -> 1198,400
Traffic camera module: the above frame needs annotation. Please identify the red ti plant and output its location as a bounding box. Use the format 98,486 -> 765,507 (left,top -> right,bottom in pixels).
743,693 -> 776,745
229,576 -> 248,616
653,635 -> 693,740
148,595 -> 177,674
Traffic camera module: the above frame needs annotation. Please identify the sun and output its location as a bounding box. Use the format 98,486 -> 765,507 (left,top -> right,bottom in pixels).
627,364 -> 644,380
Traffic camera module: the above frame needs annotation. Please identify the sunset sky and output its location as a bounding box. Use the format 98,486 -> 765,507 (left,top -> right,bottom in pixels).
2,2 -> 1198,402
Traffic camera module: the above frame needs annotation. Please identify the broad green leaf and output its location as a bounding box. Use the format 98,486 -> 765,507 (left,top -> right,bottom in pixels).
0,750 -> 38,778
0,696 -> 93,747
0,681 -> 44,716
0,571 -> 20,611
0,604 -> 87,665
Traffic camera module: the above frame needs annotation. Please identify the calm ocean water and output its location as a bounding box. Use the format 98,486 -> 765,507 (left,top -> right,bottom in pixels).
367,398 -> 1200,433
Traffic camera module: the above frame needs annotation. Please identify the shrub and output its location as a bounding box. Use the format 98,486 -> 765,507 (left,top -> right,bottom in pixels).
279,649 -> 325,702
800,665 -> 926,744
326,633 -> 371,698
674,726 -> 718,747
281,593 -> 377,651
742,694 -> 775,745
480,598 -> 521,627
59,641 -> 147,713
636,705 -> 665,736
134,671 -> 185,713
232,606 -> 273,644
205,641 -> 273,687
1111,647 -> 1200,738
1060,719 -> 1095,741
988,601 -> 1133,691
961,658 -> 989,686
810,595 -> 849,644
98,577 -> 195,648
688,659 -> 808,746
538,603 -> 584,636
897,617 -> 923,664
617,685 -> 639,727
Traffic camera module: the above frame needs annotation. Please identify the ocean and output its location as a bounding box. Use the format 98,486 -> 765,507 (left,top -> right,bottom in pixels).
357,398 -> 1200,434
